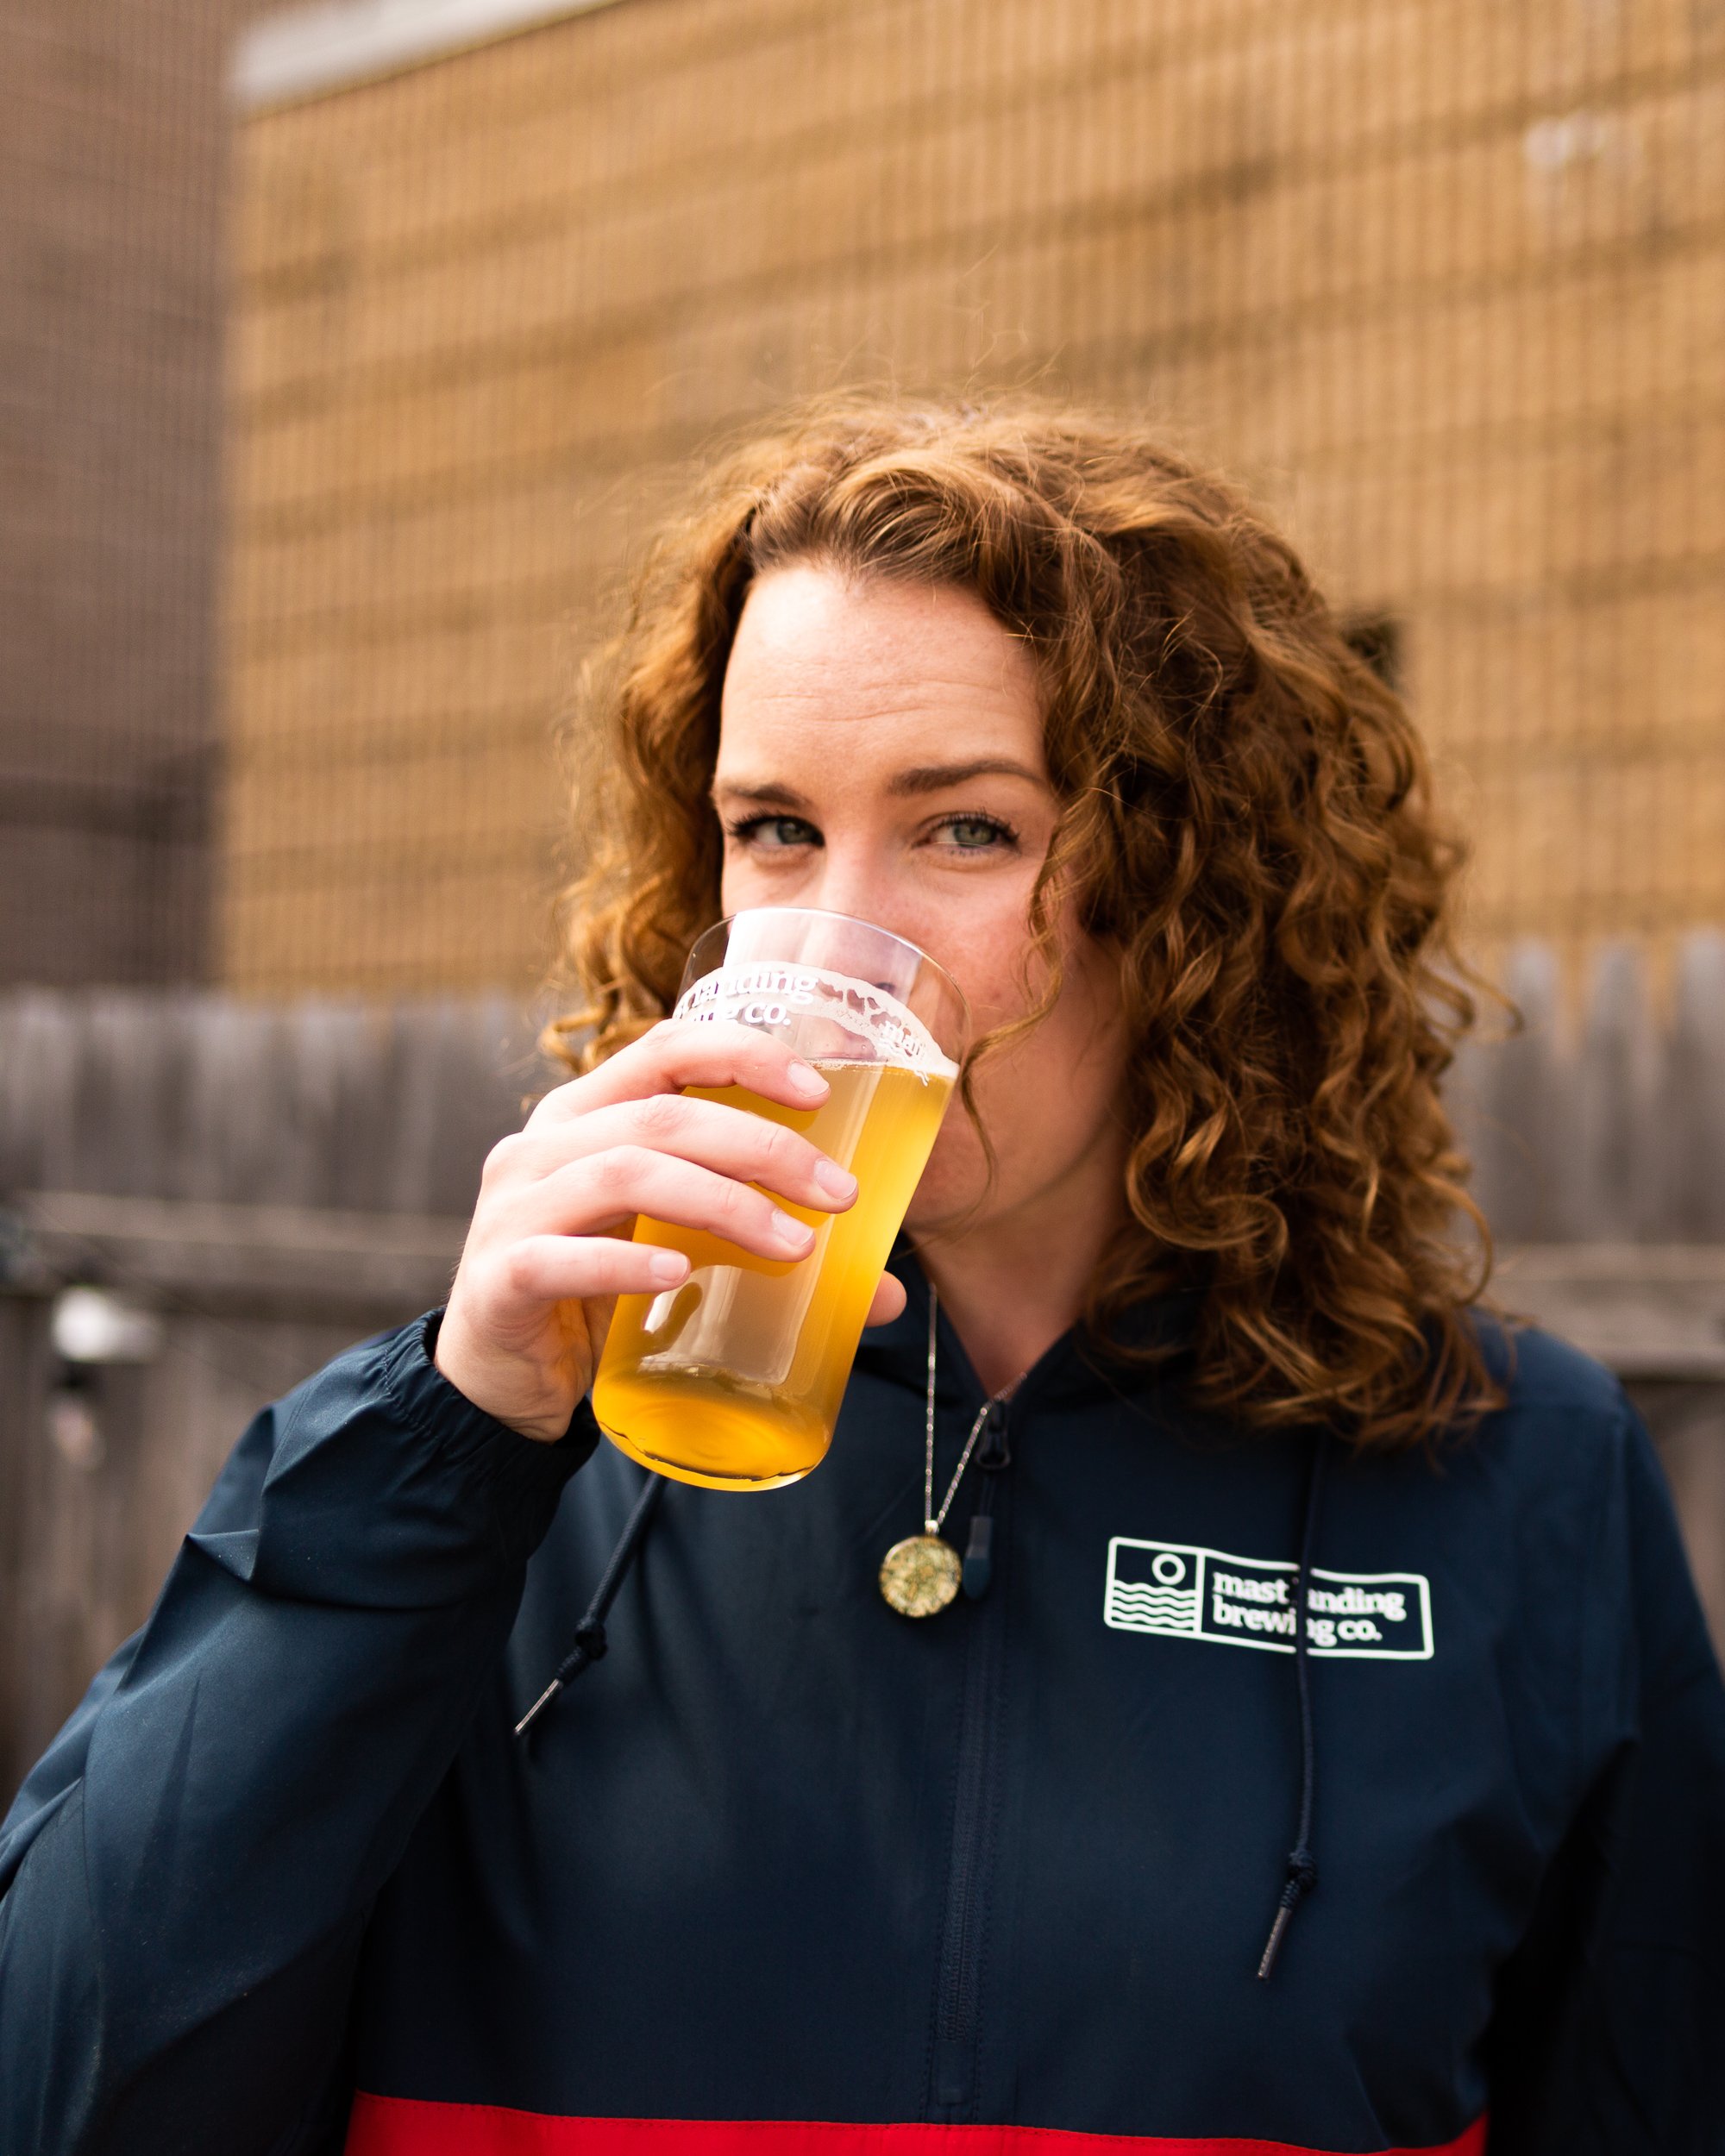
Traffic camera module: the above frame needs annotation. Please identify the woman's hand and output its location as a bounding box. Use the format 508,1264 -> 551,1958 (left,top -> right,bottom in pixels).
435,1020 -> 907,1442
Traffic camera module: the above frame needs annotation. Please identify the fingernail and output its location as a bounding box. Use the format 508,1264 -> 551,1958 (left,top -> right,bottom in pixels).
649,1250 -> 690,1284
812,1159 -> 858,1203
771,1210 -> 816,1250
787,1061 -> 828,1099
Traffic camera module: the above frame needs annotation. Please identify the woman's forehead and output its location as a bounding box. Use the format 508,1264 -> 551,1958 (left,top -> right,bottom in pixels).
718,564 -> 1046,776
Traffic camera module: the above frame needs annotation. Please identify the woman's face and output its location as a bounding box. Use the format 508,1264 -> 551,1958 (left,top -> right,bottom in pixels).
714,562 -> 1130,1239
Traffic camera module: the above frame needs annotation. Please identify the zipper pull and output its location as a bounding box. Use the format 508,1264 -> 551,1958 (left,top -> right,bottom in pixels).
962,1512 -> 994,1599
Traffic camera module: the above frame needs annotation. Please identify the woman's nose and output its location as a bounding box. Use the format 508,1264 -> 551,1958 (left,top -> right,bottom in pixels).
798,845 -> 886,924
797,853 -> 934,975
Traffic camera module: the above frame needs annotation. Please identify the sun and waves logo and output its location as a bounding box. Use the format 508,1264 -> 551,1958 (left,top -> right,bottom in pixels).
1106,1547 -> 1204,1633
1105,1537 -> 1433,1660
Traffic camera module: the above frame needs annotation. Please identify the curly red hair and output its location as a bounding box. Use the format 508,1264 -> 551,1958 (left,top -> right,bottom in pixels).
549,397 -> 1500,1448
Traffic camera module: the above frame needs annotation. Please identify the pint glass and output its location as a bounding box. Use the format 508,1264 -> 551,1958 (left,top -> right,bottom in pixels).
591,908 -> 967,1490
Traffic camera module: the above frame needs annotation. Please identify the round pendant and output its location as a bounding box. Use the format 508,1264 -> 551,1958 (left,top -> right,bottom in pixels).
879,1532 -> 962,1618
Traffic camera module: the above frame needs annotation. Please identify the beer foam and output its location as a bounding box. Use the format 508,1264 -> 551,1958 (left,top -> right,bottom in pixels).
673,962 -> 958,1081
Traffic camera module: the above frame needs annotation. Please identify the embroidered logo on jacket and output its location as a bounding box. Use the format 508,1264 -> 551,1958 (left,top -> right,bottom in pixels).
1104,1538 -> 1433,1659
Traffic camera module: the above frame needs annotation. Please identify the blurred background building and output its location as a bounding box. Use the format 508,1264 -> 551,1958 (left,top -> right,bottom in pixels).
3,0 -> 1725,1782
0,0 -> 279,987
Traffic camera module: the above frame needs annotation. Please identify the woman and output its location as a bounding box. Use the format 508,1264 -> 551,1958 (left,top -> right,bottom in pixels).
3,402 -> 1722,2156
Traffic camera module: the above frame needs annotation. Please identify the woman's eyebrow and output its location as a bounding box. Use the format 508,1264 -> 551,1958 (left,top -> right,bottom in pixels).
712,759 -> 1041,808
887,757 -> 1044,795
711,779 -> 814,808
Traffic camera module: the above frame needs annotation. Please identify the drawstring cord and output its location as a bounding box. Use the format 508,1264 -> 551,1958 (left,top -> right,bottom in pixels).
513,1363 -> 1336,1984
515,1470 -> 666,1739
961,1401 -> 1013,1599
1257,1432 -> 1333,1980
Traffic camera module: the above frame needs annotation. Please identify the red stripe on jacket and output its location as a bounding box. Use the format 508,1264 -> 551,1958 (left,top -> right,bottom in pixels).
345,2095 -> 1489,2156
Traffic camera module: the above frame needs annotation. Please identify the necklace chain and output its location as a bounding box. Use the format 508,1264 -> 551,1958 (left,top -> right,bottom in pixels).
922,1285 -> 1024,1536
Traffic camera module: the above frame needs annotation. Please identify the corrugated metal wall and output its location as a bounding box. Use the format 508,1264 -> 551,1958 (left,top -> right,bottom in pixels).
224,0 -> 1725,993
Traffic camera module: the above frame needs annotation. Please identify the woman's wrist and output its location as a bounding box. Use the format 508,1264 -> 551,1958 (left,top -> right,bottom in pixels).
432,1303 -> 582,1445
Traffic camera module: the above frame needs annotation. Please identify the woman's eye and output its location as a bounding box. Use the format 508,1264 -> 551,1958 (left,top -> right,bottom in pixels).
938,815 -> 1014,851
729,814 -> 821,850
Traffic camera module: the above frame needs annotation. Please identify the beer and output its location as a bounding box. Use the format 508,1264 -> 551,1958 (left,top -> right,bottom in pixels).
593,1056 -> 954,1489
589,909 -> 967,1489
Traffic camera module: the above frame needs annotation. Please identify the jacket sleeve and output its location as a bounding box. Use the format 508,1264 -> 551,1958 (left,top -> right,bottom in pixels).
0,1312 -> 594,2156
1484,1399 -> 1725,2156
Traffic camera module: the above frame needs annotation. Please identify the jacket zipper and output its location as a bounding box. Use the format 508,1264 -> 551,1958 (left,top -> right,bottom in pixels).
927,1399 -> 1013,2119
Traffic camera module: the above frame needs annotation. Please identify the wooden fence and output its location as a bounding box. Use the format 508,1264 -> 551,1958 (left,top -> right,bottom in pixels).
4,944 -> 1725,1790
1455,937 -> 1725,1246
0,992 -> 532,1786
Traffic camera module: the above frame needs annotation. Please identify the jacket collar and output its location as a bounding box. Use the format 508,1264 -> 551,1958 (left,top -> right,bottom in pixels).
852,1239 -> 1202,1413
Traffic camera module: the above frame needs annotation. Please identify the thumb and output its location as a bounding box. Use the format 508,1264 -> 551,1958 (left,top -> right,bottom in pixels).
862,1270 -> 908,1329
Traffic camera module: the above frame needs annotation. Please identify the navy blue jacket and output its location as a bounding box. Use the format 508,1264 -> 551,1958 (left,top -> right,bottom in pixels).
3,1257 -> 1724,2156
